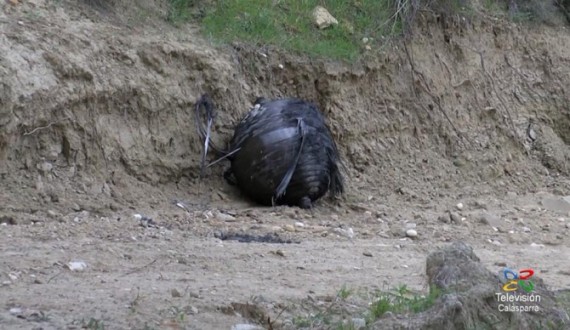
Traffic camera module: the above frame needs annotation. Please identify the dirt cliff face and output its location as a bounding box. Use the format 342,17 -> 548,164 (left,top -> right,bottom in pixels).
1,2 -> 569,219
1,1 -> 570,329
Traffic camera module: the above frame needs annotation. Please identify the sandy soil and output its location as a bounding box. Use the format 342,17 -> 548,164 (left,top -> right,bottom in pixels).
1,0 -> 570,329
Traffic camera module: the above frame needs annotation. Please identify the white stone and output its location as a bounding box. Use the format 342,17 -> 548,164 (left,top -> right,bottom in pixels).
405,229 -> 418,238
312,6 -> 338,29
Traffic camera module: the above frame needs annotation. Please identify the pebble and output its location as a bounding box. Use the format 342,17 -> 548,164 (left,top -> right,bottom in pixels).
9,307 -> 22,315
333,227 -> 354,239
351,317 -> 366,329
363,251 -> 373,257
566,223 -> 570,229
558,217 -> 566,222
72,203 -> 81,212
450,212 -> 462,223
405,229 -> 418,238
478,212 -> 501,227
456,203 -> 464,210
215,211 -> 236,222
47,210 -> 59,219
530,243 -> 545,248
283,224 -> 296,232
171,288 -> 182,298
187,306 -> 199,314
67,261 -> 87,271
438,215 -> 449,223
522,226 -> 531,233
37,162 -> 53,173
294,222 -> 305,228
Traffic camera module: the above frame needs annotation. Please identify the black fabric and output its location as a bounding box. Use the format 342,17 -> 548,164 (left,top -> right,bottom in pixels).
225,98 -> 344,208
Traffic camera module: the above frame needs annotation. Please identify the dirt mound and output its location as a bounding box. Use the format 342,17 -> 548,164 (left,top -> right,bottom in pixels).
371,241 -> 569,329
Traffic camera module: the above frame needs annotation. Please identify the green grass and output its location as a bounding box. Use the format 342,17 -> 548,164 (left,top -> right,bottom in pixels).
168,0 -> 193,24
290,284 -> 442,329
164,0 -> 569,61
200,0 -> 400,61
367,284 -> 442,322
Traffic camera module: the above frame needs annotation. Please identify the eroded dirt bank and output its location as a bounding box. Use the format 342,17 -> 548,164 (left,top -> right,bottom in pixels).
1,0 -> 570,329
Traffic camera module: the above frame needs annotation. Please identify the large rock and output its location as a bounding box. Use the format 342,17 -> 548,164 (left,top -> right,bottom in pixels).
371,241 -> 569,329
312,6 -> 338,29
542,196 -> 570,215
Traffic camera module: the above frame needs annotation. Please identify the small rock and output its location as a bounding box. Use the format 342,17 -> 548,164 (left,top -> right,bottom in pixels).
0,216 -> 17,225
37,162 -> 53,173
9,307 -> 22,315
186,305 -> 199,314
351,317 -> 366,329
522,226 -> 531,233
294,221 -> 305,228
312,6 -> 339,29
456,203 -> 464,210
530,243 -> 545,248
438,215 -> 450,223
72,203 -> 81,212
405,229 -> 418,238
566,223 -> 570,229
275,250 -> 285,257
362,37 -> 369,43
67,261 -> 87,271
215,211 -> 236,222
450,212 -> 462,223
171,288 -> 182,298
477,212 -> 501,227
283,224 -> 296,232
333,227 -> 355,239
473,200 -> 488,209
47,210 -> 58,219
363,251 -> 373,257
557,217 -> 565,222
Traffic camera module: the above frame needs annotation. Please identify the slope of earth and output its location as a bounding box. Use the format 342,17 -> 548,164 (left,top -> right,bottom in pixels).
1,0 -> 570,329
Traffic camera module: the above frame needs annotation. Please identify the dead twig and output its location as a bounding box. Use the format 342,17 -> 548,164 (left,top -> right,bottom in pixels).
23,117 -> 70,136
47,270 -> 63,284
122,259 -> 158,277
